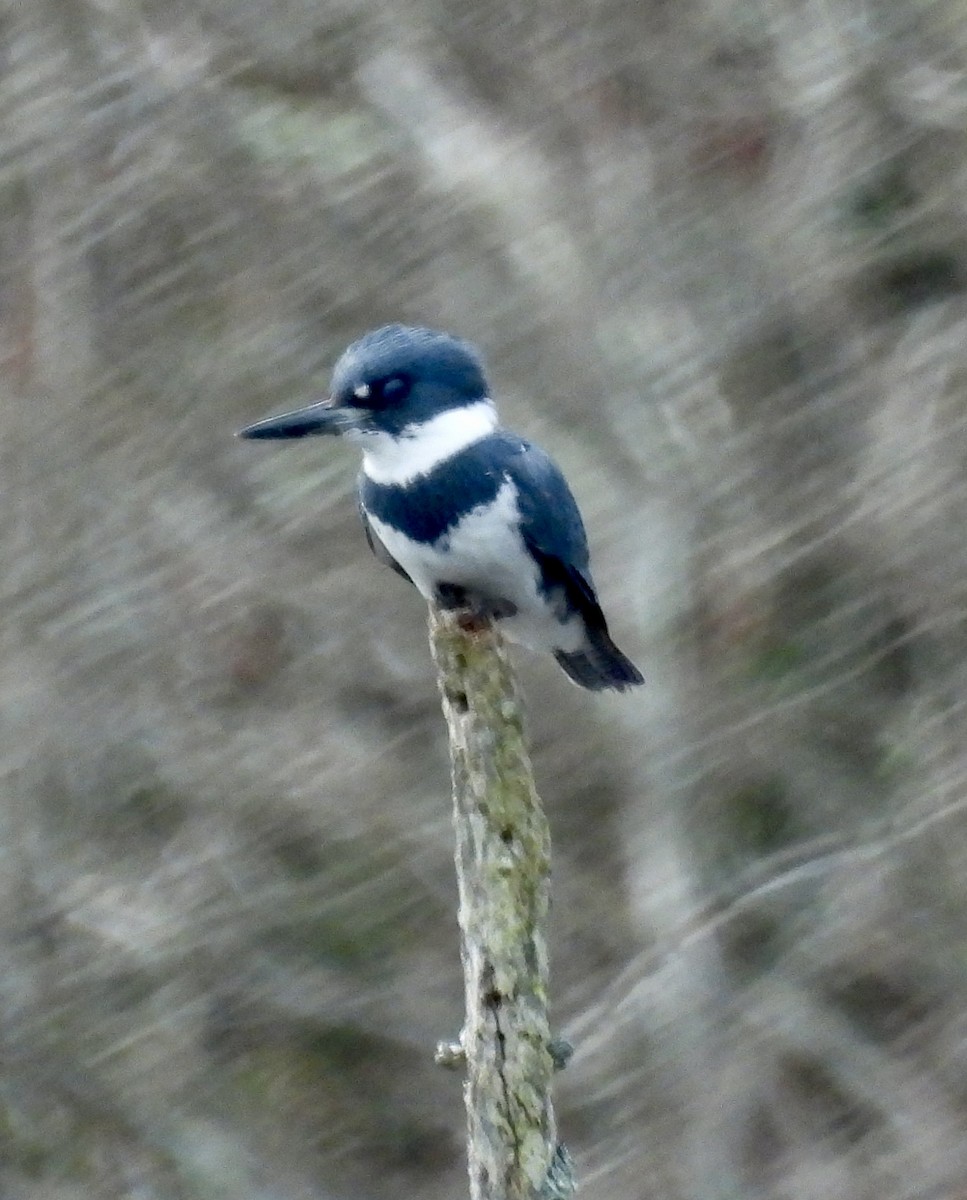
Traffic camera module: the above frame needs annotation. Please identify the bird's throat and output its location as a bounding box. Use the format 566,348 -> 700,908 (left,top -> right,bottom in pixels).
359,400 -> 498,485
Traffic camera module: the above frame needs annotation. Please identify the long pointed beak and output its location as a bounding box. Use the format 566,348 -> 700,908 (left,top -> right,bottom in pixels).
237,399 -> 356,440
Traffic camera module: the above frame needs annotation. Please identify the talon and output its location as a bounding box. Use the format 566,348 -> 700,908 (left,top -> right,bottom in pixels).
455,611 -> 491,634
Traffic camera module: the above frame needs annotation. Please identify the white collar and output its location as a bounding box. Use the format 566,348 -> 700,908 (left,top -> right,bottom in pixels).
356,400 -> 498,485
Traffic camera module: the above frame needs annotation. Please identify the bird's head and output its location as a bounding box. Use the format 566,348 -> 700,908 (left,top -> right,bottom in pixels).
237,325 -> 493,445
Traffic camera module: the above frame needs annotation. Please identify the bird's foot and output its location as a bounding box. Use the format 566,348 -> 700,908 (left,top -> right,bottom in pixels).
434,583 -> 517,633
455,610 -> 491,634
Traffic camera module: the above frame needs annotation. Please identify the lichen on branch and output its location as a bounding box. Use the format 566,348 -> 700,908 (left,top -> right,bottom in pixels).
428,608 -> 575,1200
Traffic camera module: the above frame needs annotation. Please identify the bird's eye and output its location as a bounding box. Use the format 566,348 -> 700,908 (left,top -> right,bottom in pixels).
377,375 -> 411,403
358,374 -> 411,407
344,373 -> 411,408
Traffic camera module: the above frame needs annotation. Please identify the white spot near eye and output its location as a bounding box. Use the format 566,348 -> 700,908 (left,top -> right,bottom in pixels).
353,382 -> 371,400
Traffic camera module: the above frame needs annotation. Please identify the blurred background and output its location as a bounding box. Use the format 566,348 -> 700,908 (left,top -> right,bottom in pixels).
3,0 -> 967,1197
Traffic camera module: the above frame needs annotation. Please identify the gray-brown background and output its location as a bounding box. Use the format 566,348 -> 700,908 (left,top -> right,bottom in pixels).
2,1 -> 967,1197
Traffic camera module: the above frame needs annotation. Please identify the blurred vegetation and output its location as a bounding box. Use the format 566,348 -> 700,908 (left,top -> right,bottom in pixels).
2,0 -> 967,1197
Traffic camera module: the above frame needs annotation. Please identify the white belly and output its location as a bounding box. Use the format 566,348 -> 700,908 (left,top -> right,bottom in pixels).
366,481 -> 584,653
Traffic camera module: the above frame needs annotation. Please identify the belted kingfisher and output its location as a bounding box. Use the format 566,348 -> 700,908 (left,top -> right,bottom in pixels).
239,325 -> 643,691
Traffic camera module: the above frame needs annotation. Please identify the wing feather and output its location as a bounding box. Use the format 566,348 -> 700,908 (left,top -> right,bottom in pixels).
502,437 -> 610,633
358,495 -> 412,582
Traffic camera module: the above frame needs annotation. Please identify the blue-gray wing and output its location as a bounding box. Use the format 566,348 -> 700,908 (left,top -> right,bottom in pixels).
358,492 -> 412,583
499,435 -> 610,633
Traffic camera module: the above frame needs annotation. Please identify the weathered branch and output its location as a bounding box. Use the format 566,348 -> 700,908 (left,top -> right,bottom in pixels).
428,608 -> 576,1200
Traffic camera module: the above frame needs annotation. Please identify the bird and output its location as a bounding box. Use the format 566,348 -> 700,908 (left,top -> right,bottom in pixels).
238,325 -> 643,692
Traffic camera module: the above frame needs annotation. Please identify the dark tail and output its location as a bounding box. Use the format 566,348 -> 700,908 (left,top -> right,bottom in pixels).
554,629 -> 644,692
